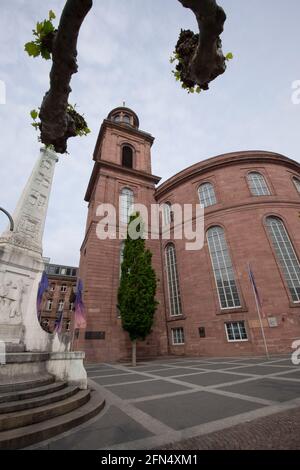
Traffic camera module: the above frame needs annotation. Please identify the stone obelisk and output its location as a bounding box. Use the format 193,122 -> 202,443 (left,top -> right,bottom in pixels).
0,147 -> 59,351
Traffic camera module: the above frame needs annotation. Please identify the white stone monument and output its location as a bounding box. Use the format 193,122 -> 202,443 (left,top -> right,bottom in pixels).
0,147 -> 87,388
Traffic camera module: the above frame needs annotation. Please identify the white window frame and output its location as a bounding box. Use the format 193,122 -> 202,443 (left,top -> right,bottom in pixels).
266,216 -> 300,303
58,300 -> 64,312
165,244 -> 182,317
225,321 -> 248,342
46,299 -> 53,311
171,327 -> 185,345
163,202 -> 172,225
198,182 -> 217,208
293,177 -> 300,194
207,226 -> 241,310
247,172 -> 270,196
120,188 -> 134,224
60,284 -> 67,293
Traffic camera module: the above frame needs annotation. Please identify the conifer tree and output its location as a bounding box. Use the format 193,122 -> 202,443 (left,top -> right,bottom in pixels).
118,213 -> 158,367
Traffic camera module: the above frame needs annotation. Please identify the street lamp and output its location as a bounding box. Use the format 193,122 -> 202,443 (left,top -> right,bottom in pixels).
0,207 -> 14,232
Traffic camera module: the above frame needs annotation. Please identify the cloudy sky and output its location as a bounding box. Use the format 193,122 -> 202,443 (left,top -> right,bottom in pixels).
0,0 -> 299,266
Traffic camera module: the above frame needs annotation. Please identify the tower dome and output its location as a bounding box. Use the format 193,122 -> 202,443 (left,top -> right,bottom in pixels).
107,106 -> 139,129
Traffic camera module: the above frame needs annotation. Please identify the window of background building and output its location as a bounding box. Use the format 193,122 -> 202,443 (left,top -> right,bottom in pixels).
198,183 -> 217,208
69,302 -> 74,311
66,320 -> 71,332
172,327 -> 185,345
61,284 -> 67,293
225,321 -> 248,342
123,114 -> 131,124
58,300 -> 64,312
165,243 -> 182,316
293,177 -> 300,194
266,216 -> 300,303
50,284 -> 55,292
46,299 -> 53,311
247,172 -> 270,196
120,188 -> 134,224
207,226 -> 241,309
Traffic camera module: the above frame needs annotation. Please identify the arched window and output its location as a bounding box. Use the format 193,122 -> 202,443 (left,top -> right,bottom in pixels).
266,217 -> 300,302
293,177 -> 300,194
165,243 -> 182,316
198,183 -> 217,208
113,114 -> 121,122
122,146 -> 133,169
120,188 -> 134,224
123,114 -> 131,124
207,226 -> 241,309
247,172 -> 270,196
163,202 -> 172,225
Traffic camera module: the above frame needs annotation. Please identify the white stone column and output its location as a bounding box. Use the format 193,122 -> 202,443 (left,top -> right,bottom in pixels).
0,148 -> 59,351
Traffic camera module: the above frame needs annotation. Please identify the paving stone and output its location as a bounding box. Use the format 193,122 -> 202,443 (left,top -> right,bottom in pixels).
93,374 -> 148,386
135,391 -> 262,430
225,365 -> 294,375
106,379 -> 190,400
220,378 -> 300,402
37,406 -> 152,450
175,372 -> 248,387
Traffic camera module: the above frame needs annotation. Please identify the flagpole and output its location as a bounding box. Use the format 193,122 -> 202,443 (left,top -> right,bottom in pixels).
248,264 -> 270,360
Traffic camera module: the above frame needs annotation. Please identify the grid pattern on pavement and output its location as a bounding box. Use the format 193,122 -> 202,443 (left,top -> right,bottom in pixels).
31,355 -> 300,450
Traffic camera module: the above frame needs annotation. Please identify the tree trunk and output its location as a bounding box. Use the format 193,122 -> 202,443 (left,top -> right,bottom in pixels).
132,340 -> 137,367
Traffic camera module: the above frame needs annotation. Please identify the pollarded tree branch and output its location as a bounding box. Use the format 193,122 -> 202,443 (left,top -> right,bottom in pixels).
39,0 -> 93,154
177,0 -> 227,90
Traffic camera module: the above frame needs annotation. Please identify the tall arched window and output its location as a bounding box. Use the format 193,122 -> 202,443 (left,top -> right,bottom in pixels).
120,188 -> 134,224
163,202 -> 172,225
207,226 -> 241,309
266,217 -> 300,302
198,183 -> 217,208
165,243 -> 182,316
293,177 -> 300,194
247,172 -> 270,196
122,146 -> 133,169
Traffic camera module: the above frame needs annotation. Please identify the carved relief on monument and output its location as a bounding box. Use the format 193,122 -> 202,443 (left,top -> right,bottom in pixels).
0,277 -> 28,324
16,215 -> 40,241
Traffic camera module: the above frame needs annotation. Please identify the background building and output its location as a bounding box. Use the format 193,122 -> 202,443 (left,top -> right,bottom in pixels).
40,259 -> 78,334
77,106 -> 300,362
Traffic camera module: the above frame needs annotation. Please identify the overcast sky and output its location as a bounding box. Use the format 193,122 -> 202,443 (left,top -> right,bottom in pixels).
0,0 -> 299,266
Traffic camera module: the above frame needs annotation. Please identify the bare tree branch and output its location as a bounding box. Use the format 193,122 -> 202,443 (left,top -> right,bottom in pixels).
39,0 -> 93,154
177,0 -> 227,90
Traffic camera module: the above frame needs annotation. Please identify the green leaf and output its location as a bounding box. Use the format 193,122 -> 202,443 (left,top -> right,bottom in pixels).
195,86 -> 201,94
49,10 -> 56,20
40,48 -> 51,60
24,41 -> 40,57
30,109 -> 39,120
225,52 -> 233,61
42,20 -> 55,36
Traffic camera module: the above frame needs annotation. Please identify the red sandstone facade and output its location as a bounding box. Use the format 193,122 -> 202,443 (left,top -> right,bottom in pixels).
77,107 -> 300,362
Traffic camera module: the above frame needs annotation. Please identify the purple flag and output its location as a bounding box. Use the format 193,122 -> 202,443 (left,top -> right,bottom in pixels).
248,264 -> 263,309
54,309 -> 64,334
74,279 -> 86,329
37,271 -> 49,320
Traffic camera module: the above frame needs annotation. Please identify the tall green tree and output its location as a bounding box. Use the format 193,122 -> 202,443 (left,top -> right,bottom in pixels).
118,213 -> 158,367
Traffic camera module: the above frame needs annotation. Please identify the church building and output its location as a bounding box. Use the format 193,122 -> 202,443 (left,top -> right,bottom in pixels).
77,106 -> 300,363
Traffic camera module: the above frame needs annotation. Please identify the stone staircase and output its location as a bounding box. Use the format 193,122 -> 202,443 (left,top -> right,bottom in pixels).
0,375 -> 105,449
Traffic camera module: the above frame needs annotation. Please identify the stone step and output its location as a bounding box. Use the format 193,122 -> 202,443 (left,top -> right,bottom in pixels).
0,381 -> 67,404
0,389 -> 90,432
0,385 -> 79,414
0,375 -> 54,394
0,390 -> 105,450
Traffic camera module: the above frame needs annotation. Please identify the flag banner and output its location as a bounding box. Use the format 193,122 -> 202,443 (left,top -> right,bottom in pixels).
54,310 -> 64,334
74,279 -> 86,329
36,271 -> 49,320
248,264 -> 263,309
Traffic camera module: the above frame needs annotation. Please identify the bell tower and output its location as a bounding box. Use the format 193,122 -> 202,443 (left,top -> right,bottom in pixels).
77,107 -> 168,362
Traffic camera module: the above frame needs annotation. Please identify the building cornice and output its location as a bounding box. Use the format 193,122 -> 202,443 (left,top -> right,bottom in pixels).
85,161 -> 161,202
155,151 -> 300,199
